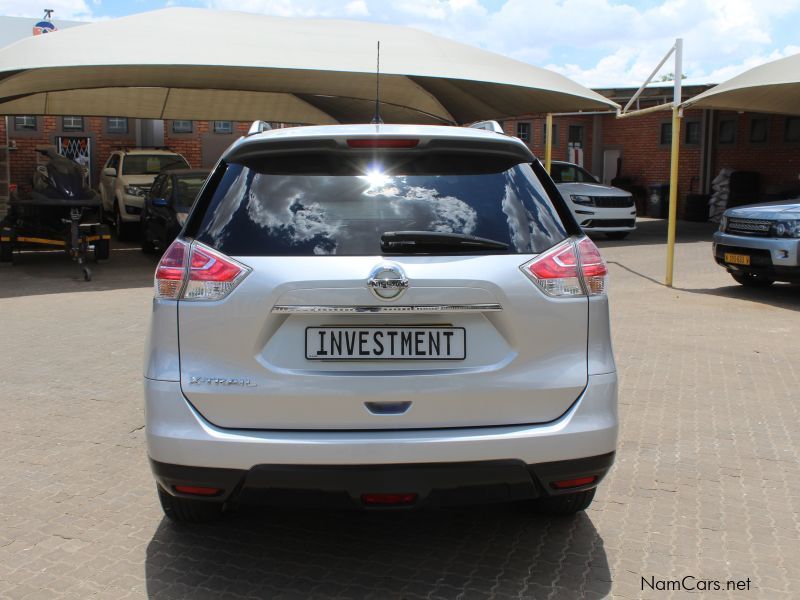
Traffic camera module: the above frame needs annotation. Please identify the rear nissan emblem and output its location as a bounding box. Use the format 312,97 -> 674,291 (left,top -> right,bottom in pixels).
367,264 -> 408,300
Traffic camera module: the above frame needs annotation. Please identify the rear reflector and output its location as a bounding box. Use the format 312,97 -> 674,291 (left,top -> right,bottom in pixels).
576,237 -> 608,296
551,476 -> 598,490
154,240 -> 251,301
361,492 -> 418,506
520,236 -> 608,297
174,485 -> 222,496
347,138 -> 419,149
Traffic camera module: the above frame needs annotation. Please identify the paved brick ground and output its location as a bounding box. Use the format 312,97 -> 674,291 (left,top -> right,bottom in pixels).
0,219 -> 798,599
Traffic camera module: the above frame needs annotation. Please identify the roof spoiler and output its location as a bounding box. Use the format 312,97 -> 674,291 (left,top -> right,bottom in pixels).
467,120 -> 505,134
247,120 -> 272,136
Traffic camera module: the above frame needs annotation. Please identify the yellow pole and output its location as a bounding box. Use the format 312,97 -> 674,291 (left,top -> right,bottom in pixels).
544,113 -> 553,174
665,106 -> 682,287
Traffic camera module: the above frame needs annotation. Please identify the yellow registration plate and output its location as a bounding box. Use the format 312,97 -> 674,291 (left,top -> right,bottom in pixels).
724,253 -> 751,266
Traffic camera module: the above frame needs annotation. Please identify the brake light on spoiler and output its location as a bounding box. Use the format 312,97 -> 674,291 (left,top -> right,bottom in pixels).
521,237 -> 608,297
346,138 -> 419,149
155,240 -> 251,301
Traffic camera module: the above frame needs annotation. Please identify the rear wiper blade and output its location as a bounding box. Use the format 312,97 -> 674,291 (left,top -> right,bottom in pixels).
381,230 -> 508,253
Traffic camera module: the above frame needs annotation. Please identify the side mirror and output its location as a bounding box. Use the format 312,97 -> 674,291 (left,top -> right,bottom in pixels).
103,167 -> 117,177
151,197 -> 169,207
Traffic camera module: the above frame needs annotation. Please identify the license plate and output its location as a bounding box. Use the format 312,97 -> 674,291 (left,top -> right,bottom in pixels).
724,252 -> 751,266
305,326 -> 466,360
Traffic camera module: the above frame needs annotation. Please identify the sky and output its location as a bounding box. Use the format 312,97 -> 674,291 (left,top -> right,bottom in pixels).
1,0 -> 798,87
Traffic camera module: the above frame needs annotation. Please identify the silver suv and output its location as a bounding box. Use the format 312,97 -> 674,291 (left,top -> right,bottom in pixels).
144,123 -> 618,523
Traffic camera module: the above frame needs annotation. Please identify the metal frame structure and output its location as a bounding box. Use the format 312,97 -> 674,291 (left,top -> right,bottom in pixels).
541,39 -> 684,287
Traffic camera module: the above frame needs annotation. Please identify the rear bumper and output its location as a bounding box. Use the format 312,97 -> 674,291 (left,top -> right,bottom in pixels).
151,452 -> 615,508
146,371 -> 617,469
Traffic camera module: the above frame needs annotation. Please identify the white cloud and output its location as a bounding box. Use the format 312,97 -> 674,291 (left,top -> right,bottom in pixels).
0,0 -> 93,19
2,0 -> 798,88
345,0 -> 369,16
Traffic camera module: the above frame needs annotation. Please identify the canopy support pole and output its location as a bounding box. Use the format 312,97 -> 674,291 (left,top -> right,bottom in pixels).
545,113 -> 553,173
665,38 -> 683,287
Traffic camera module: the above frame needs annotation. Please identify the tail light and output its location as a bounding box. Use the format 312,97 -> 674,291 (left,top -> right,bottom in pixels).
154,240 -> 250,301
521,237 -> 608,297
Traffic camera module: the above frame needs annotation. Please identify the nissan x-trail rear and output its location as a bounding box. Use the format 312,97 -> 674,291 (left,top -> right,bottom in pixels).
144,124 -> 618,523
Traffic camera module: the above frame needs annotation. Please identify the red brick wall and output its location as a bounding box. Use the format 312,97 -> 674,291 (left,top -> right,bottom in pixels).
600,109 -> 703,198
164,120 -> 253,169
502,115 -> 596,172
504,109 -> 800,206
711,111 -> 800,196
5,115 -> 136,193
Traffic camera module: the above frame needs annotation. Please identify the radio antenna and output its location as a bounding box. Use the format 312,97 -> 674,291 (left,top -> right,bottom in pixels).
372,41 -> 383,125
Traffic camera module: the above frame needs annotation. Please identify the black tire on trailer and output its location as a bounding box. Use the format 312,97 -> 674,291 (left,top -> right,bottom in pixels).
94,239 -> 110,261
157,485 -> 225,524
0,240 -> 12,263
530,488 -> 596,516
731,272 -> 774,287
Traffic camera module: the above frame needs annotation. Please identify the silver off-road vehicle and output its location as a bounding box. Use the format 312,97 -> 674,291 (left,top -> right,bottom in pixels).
144,122 -> 618,523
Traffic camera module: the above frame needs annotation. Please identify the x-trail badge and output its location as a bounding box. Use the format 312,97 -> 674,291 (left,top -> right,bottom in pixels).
367,264 -> 409,300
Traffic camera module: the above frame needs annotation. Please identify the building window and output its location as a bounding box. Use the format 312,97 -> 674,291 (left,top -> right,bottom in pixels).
568,125 -> 584,145
718,119 -> 736,144
542,123 -> 558,146
13,115 -> 36,131
213,120 -> 234,134
660,122 -> 672,145
684,121 -> 701,145
749,117 -> 768,143
516,122 -> 530,142
785,117 -> 800,143
62,116 -> 84,131
107,117 -> 128,134
172,120 -> 193,134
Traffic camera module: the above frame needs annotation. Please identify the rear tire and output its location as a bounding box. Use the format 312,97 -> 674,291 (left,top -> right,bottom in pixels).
605,231 -> 630,240
530,488 -> 596,516
157,486 -> 224,524
0,240 -> 11,263
731,272 -> 774,287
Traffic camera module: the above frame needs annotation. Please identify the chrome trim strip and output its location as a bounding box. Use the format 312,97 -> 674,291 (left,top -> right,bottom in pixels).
272,303 -> 503,314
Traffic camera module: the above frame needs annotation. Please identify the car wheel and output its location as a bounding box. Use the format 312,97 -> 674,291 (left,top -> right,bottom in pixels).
157,486 -> 224,524
530,488 -> 596,516
731,272 -> 774,287
605,231 -> 630,240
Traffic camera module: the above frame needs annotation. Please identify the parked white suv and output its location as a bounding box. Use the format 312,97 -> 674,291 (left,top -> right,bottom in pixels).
551,161 -> 636,239
99,149 -> 189,240
145,123 -> 618,523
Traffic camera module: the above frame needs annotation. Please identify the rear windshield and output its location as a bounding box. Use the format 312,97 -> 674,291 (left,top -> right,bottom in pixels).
122,154 -> 189,175
192,161 -> 567,256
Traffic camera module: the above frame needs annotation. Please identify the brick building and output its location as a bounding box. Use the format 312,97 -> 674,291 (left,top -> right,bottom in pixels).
502,83 -> 800,215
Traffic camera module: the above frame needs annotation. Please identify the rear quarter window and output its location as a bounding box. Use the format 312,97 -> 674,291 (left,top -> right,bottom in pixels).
190,160 -> 568,256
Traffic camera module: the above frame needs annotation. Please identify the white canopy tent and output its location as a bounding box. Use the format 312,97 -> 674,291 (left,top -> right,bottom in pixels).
685,52 -> 800,115
0,8 -> 618,124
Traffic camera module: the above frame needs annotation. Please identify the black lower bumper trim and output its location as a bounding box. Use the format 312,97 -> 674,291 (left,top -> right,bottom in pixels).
150,452 -> 615,508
